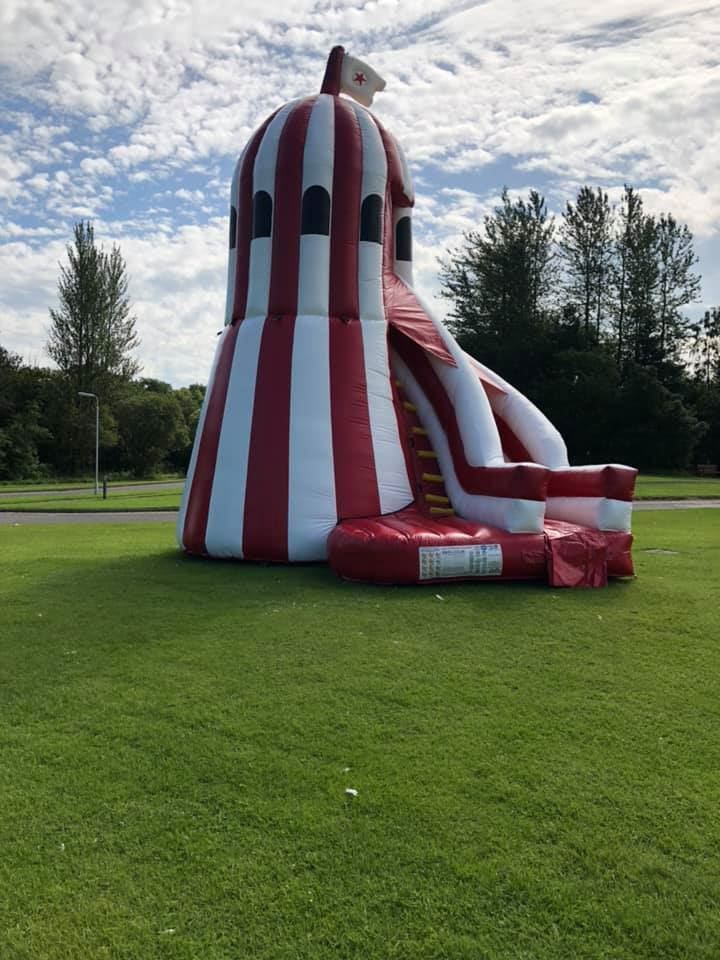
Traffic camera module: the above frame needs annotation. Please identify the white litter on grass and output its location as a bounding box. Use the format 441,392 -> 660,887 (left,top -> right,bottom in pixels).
435,594 -> 444,601
58,842 -> 65,851
344,788 -> 358,798
342,767 -> 350,773
160,929 -> 176,935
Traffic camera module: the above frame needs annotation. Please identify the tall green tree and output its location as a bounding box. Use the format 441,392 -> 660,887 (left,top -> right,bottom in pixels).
47,221 -> 140,393
170,383 -> 206,472
0,346 -> 52,480
611,186 -> 642,366
116,390 -> 188,478
608,190 -> 699,373
692,307 -> 720,386
654,214 -> 701,361
559,186 -> 614,337
439,189 -> 556,358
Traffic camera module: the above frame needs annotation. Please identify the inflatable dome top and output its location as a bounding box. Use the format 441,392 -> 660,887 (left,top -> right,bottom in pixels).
177,47 -> 637,587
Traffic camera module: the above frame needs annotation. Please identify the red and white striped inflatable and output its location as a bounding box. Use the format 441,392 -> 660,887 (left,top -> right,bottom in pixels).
178,47 -> 637,586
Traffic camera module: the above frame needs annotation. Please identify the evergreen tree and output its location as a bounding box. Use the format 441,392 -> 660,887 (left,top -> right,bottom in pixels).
559,186 -> 614,337
654,214 -> 701,361
692,307 -> 720,386
611,187 -> 631,364
47,221 -> 139,392
627,211 -> 660,366
439,188 -> 556,352
609,191 -> 700,373
611,186 -> 654,366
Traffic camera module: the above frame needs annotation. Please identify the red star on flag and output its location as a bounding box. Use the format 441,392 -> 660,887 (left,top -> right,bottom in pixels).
339,53 -> 386,106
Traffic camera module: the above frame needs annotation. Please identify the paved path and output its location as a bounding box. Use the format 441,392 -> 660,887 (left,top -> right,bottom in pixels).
0,481 -> 183,500
632,499 -> 720,510
2,500 -> 720,527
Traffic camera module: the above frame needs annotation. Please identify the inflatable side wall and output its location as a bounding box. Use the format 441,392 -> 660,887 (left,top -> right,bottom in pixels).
178,48 -> 637,587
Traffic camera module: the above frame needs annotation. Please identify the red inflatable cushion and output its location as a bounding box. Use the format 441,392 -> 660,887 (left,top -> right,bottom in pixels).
328,509 -> 634,587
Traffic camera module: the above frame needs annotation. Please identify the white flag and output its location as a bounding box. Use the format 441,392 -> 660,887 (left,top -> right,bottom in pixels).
340,53 -> 386,107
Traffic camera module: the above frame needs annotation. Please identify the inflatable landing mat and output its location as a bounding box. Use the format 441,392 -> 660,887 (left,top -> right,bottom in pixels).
329,510 -> 634,588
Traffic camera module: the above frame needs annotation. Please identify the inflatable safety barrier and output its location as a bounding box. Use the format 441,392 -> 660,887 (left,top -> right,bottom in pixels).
178,47 -> 638,587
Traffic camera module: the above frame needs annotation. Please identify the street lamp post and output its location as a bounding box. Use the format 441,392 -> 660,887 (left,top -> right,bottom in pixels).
78,391 -> 99,495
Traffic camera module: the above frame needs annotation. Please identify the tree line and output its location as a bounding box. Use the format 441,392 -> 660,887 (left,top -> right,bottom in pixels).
1,203 -> 719,483
439,185 -> 720,469
1,222 -> 204,482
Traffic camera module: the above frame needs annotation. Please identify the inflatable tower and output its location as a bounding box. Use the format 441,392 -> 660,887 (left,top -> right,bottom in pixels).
178,47 -> 637,587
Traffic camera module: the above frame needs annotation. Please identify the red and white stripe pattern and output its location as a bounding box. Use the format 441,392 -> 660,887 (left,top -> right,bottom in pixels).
179,86 -> 636,562
178,95 -> 412,561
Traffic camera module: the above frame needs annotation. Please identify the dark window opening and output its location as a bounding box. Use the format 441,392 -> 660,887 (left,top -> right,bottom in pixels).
301,185 -> 331,235
252,191 -> 272,238
396,216 -> 412,261
228,205 -> 237,249
360,194 -> 382,243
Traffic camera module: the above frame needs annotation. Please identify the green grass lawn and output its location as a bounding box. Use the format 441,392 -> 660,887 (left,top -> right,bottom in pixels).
634,473 -> 720,499
1,473 -> 718,512
1,511 -> 719,959
0,490 -> 180,511
0,476 -> 183,493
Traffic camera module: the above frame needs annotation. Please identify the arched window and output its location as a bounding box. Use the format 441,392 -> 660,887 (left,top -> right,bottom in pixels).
301,186 -> 331,235
360,195 -> 382,243
228,205 -> 237,250
396,216 -> 412,261
252,191 -> 272,238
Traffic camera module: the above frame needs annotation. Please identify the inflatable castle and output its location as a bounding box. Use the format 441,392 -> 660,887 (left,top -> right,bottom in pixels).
177,47 -> 637,587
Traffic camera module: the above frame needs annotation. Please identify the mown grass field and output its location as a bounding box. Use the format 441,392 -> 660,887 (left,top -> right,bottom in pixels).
1,510 -> 718,959
0,490 -> 180,512
636,473 -> 720,499
1,473 -> 719,512
0,476 -> 182,493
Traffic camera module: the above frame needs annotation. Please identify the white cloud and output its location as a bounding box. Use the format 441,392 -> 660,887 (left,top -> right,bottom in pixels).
24,173 -> 51,193
0,151 -> 30,199
80,156 -> 115,177
175,188 -> 205,203
0,0 -> 718,382
0,218 -> 227,384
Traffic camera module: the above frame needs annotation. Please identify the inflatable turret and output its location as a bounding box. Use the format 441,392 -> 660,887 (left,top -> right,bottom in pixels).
178,48 -> 637,587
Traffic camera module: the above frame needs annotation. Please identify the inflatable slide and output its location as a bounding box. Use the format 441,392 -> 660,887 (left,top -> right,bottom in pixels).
178,47 -> 637,587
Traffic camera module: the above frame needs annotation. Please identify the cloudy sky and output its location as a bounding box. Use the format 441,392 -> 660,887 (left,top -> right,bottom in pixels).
1,0 -> 718,386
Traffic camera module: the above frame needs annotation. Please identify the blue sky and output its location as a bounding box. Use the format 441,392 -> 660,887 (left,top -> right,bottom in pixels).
1,0 -> 718,385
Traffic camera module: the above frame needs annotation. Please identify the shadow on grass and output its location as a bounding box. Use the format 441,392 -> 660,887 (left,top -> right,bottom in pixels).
14,541 -> 635,632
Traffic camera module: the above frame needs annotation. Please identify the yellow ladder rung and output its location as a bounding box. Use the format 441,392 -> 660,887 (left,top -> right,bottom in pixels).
425,493 -> 450,505
422,472 -> 444,484
403,400 -> 417,412
411,426 -> 428,436
417,450 -> 437,460
430,507 -> 455,516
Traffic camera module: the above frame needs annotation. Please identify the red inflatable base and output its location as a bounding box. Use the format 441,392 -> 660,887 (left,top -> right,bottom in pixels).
328,510 -> 634,588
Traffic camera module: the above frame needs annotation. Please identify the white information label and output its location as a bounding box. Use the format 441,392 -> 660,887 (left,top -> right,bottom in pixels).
418,544 -> 503,580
